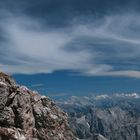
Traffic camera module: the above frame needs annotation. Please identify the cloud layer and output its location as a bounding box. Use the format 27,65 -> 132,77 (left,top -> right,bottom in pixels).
0,8 -> 140,78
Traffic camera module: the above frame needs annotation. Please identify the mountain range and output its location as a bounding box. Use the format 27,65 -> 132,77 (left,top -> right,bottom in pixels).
0,72 -> 140,140
58,93 -> 140,140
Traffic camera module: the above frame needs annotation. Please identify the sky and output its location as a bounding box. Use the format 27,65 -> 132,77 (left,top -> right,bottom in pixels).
0,0 -> 140,98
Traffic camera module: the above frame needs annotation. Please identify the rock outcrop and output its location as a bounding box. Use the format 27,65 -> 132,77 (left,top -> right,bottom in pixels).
0,72 -> 76,140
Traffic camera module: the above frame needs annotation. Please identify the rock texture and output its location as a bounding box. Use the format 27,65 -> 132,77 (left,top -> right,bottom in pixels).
59,95 -> 140,140
0,72 -> 76,140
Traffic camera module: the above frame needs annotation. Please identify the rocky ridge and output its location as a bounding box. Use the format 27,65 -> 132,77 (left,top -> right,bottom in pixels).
0,72 -> 76,140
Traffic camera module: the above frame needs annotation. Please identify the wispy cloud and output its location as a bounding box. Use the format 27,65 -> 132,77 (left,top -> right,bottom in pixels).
85,70 -> 140,78
0,12 -> 140,78
0,15 -> 92,74
29,83 -> 45,88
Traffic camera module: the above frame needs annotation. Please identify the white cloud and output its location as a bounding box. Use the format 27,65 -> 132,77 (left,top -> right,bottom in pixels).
0,16 -> 93,74
0,13 -> 140,78
85,70 -> 140,78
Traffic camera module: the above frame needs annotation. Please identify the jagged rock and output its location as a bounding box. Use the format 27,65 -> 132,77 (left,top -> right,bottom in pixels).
0,72 -> 76,140
59,95 -> 140,140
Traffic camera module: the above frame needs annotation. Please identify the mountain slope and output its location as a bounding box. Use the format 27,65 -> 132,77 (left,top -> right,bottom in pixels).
0,72 -> 76,140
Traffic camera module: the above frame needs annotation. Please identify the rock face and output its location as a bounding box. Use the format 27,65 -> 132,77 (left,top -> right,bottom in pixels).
0,72 -> 76,140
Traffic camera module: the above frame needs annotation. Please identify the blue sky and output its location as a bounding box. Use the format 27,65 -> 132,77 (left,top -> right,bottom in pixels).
0,0 -> 140,98
13,71 -> 140,99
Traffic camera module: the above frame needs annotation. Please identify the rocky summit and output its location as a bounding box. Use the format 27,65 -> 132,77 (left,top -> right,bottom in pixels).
0,72 -> 76,140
